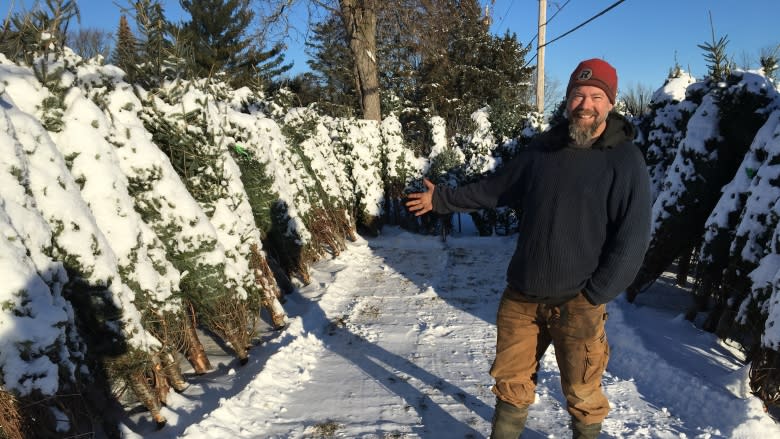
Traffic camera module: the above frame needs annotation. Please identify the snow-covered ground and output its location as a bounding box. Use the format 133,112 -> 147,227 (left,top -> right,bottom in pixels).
120,222 -> 780,438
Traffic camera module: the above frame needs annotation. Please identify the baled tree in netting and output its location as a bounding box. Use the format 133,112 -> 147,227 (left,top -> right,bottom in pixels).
692,78 -> 780,331
642,68 -> 698,203
378,114 -> 425,227
139,78 -> 285,362
696,72 -> 777,330
0,85 -> 87,438
627,39 -> 771,302
54,51 -> 208,417
327,117 -> 389,235
108,90 -> 219,378
713,108 -> 780,345
739,192 -> 780,410
219,92 -> 323,284
626,79 -> 719,302
1,58 -> 168,434
282,107 -> 363,251
413,115 -> 464,235
186,78 -> 287,328
456,108 -> 504,236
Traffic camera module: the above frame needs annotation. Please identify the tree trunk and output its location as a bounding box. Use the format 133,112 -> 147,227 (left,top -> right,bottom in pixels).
151,359 -> 171,405
128,371 -> 166,428
160,349 -> 188,392
183,302 -> 212,374
249,244 -> 288,330
676,246 -> 693,287
339,0 -> 381,121
0,390 -> 24,439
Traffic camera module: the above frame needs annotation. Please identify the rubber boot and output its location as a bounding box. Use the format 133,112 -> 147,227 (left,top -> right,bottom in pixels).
490,399 -> 528,439
571,419 -> 602,439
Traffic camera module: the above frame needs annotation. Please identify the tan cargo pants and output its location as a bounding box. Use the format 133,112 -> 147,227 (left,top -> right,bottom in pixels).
490,288 -> 610,425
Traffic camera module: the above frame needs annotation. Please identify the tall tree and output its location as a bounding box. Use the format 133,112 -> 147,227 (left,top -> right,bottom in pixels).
133,0 -> 183,88
306,12 -> 360,116
417,0 -> 533,137
111,15 -> 139,81
337,0 -> 381,121
180,0 -> 291,89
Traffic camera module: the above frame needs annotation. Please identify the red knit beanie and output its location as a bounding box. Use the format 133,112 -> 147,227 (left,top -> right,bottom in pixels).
566,59 -> 618,104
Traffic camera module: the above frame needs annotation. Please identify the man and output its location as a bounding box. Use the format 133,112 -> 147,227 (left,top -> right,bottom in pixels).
406,59 -> 651,438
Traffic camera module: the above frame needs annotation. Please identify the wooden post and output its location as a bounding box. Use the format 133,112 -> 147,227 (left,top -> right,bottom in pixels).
536,0 -> 547,113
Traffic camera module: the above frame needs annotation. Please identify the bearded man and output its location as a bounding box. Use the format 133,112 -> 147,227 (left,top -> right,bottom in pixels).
406,59 -> 651,438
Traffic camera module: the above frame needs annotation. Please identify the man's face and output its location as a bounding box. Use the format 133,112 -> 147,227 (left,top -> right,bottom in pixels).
566,85 -> 614,147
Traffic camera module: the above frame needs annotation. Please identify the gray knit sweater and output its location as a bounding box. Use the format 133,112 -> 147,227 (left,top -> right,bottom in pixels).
432,113 -> 651,305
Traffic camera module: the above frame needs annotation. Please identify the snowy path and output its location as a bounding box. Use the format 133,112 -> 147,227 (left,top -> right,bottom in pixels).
122,227 -> 780,438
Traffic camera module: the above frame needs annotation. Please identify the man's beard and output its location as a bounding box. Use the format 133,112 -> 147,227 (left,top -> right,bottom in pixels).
568,109 -> 607,147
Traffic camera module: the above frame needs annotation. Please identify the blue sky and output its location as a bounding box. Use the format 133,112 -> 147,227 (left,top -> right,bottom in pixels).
10,0 -> 780,94
487,0 -> 779,92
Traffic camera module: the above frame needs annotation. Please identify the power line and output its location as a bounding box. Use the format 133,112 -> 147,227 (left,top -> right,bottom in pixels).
539,0 -> 628,50
496,0 -> 517,30
523,0 -> 572,50
522,0 -> 628,69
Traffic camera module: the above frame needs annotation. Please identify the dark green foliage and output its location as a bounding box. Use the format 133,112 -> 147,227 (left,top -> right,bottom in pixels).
761,53 -> 778,81
180,0 -> 291,90
229,144 -> 277,236
398,108 -> 433,157
273,73 -> 323,108
632,73 -> 773,304
0,0 -> 79,65
417,2 -> 534,136
305,13 -> 360,117
547,99 -> 568,128
696,74 -> 775,337
698,34 -> 733,82
132,0 -> 186,89
111,15 -> 139,82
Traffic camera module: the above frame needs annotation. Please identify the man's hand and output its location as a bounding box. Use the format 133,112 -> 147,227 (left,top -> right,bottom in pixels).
405,178 -> 435,216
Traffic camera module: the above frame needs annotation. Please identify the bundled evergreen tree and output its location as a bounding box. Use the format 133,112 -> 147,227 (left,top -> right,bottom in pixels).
629,70 -> 776,303
692,81 -> 779,330
707,89 -> 777,333
1,59 -> 169,435
57,52 -> 214,424
329,118 -> 387,234
640,69 -> 698,202
0,92 -> 87,438
140,78 -> 286,362
379,114 -> 425,226
214,89 -> 320,283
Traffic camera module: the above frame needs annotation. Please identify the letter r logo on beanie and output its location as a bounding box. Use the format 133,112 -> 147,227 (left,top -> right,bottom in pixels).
577,69 -> 593,81
567,59 -> 618,104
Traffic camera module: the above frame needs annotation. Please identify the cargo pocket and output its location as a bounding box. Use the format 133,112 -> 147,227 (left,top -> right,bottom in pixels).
583,332 -> 609,384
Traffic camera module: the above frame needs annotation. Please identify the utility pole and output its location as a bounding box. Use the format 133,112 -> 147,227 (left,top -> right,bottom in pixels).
536,0 -> 546,113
